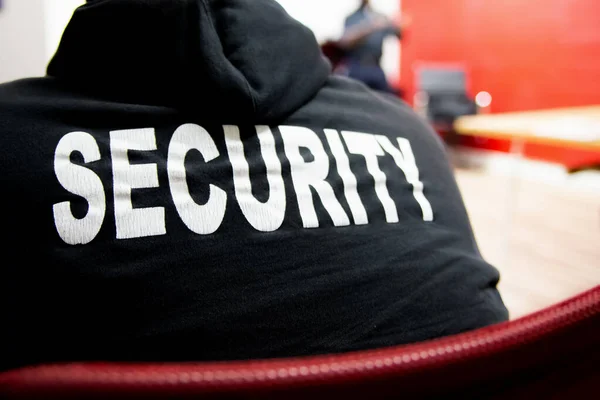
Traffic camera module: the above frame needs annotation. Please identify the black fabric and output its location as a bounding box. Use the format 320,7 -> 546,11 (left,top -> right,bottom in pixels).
427,93 -> 478,126
47,0 -> 330,122
0,0 -> 507,371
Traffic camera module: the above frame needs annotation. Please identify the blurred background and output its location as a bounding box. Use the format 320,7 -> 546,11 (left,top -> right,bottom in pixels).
1,0 -> 599,318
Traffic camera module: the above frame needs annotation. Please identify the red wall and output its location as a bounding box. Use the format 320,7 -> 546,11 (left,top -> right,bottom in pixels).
400,0 -> 600,168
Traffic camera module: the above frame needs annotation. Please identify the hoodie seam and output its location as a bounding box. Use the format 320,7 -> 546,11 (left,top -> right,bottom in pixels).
199,0 -> 257,116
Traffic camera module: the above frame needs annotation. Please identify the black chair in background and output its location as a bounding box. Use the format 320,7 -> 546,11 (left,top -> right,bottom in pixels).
413,65 -> 478,135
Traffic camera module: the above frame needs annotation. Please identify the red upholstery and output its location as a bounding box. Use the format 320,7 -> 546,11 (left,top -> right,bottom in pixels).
320,41 -> 346,71
1,286 -> 598,399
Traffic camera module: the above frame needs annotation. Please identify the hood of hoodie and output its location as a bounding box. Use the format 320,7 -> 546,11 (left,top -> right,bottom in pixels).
47,0 -> 331,122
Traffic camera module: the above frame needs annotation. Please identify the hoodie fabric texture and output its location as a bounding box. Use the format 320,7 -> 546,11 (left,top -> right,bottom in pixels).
0,0 -> 507,370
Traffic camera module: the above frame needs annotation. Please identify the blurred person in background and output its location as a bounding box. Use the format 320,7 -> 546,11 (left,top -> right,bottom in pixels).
0,0 -> 506,371
337,0 -> 409,94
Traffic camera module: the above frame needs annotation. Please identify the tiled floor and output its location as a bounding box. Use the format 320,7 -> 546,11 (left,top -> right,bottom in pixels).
452,150 -> 600,319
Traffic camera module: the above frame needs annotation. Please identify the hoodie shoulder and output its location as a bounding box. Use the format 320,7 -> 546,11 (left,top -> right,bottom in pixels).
0,78 -> 50,119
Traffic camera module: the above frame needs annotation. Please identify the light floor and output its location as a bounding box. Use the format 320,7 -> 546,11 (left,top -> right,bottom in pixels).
452,149 -> 600,319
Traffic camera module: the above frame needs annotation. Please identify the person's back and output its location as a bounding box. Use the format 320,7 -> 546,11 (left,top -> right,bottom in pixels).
337,1 -> 404,94
343,3 -> 400,67
0,0 -> 507,371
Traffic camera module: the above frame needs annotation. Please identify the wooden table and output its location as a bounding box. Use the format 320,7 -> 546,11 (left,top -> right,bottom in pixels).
454,105 -> 600,152
452,105 -> 600,274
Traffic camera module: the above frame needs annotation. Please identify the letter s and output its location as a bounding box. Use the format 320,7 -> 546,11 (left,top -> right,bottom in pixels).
53,131 -> 106,245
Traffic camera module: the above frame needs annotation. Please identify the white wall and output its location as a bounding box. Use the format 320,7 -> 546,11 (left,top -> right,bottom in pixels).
43,0 -> 85,62
0,0 -> 47,82
0,0 -> 83,83
276,0 -> 401,83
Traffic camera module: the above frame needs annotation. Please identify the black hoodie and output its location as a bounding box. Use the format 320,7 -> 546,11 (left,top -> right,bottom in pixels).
0,0 -> 507,370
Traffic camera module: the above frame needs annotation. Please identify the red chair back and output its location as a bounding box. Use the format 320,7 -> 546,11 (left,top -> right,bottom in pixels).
1,286 -> 598,399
